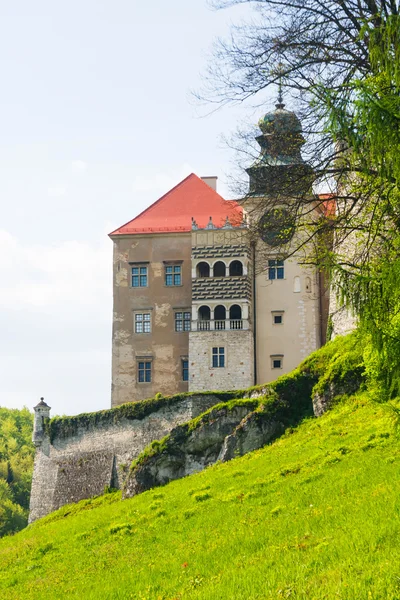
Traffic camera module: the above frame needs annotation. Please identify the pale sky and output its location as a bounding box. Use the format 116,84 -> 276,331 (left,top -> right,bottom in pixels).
0,0 -> 273,417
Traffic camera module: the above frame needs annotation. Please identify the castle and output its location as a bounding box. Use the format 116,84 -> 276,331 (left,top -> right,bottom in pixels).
29,102 -> 332,522
109,101 -> 329,407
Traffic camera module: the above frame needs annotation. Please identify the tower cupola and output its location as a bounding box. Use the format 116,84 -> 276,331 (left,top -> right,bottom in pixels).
246,95 -> 312,196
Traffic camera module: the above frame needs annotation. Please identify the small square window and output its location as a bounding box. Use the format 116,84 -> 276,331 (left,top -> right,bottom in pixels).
138,361 -> 152,383
182,359 -> 189,381
165,265 -> 181,286
271,355 -> 283,369
212,347 -> 225,368
132,265 -> 148,287
175,311 -> 191,332
272,312 -> 284,325
135,313 -> 151,334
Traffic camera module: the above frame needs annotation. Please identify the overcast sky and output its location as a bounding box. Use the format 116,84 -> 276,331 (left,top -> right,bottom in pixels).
0,0 -> 275,417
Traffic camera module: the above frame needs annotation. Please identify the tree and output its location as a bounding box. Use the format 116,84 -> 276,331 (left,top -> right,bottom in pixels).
0,407 -> 34,535
201,1 -> 400,396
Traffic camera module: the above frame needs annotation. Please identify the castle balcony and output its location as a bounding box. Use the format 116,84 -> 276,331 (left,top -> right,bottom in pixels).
196,319 -> 246,331
192,304 -> 250,332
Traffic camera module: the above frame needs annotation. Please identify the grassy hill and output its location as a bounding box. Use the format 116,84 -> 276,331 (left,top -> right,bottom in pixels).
1,390 -> 399,599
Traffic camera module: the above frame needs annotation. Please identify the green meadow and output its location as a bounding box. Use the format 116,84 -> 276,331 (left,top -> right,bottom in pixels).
1,392 -> 399,599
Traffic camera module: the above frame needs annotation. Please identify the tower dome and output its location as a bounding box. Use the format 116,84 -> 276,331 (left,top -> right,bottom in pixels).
258,106 -> 302,136
246,98 -> 313,196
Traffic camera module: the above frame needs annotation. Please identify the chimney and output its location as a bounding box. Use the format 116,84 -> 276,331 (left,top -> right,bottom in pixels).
201,176 -> 218,191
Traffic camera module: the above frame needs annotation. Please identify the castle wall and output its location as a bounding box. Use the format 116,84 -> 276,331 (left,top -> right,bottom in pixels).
188,330 -> 254,391
29,394 -> 221,523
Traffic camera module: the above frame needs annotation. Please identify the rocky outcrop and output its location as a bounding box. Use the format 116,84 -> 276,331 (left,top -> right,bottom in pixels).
312,375 -> 363,417
218,410 -> 283,462
123,401 -> 259,498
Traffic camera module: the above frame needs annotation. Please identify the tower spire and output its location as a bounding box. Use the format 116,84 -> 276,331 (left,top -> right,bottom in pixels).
276,63 -> 285,110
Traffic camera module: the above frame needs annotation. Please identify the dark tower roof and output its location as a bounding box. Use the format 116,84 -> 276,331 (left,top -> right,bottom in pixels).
246,102 -> 312,196
34,397 -> 51,409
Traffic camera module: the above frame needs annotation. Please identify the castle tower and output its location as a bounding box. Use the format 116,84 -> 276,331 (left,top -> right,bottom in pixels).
32,397 -> 51,447
243,99 -> 324,382
188,215 -> 254,391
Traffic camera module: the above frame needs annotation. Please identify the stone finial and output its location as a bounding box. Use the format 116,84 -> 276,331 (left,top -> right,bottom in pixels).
205,216 -> 215,230
33,397 -> 51,447
222,216 -> 233,229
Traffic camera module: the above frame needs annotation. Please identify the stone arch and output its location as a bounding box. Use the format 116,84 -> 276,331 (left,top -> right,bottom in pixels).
214,305 -> 227,321
305,276 -> 312,293
196,261 -> 210,278
229,304 -> 242,319
229,260 -> 243,276
213,261 -> 226,277
198,305 -> 211,320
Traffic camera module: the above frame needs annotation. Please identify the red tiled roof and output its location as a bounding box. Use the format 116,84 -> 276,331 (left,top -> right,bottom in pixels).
109,173 -> 243,236
318,193 -> 336,217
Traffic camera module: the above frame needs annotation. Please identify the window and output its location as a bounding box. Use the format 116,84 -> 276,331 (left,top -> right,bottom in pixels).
165,265 -> 181,286
272,311 -> 284,325
268,260 -> 284,280
182,359 -> 189,381
212,347 -> 225,368
271,355 -> 283,369
175,311 -> 191,332
135,313 -> 151,333
138,361 -> 151,383
132,266 -> 148,287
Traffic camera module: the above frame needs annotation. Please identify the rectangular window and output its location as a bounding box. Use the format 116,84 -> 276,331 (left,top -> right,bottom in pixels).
132,266 -> 148,287
135,313 -> 151,333
271,355 -> 283,369
268,260 -> 284,280
165,265 -> 181,286
182,359 -> 189,381
138,361 -> 152,383
212,347 -> 225,368
175,311 -> 191,332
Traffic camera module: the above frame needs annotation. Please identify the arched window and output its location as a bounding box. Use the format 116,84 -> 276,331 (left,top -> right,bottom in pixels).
294,276 -> 301,293
214,305 -> 226,329
229,260 -> 243,276
198,305 -> 211,320
229,305 -> 242,329
305,277 -> 312,293
198,305 -> 211,331
213,261 -> 226,277
197,262 -> 210,278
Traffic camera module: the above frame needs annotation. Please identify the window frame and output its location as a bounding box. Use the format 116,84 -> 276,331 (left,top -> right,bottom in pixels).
137,360 -> 152,383
270,355 -> 284,370
175,311 -> 191,332
272,311 -> 284,325
182,358 -> 189,381
131,265 -> 148,288
134,312 -> 151,334
165,264 -> 182,286
212,347 -> 225,368
268,259 -> 285,280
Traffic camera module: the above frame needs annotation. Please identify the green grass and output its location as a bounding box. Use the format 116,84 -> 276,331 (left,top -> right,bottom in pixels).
1,392 -> 400,599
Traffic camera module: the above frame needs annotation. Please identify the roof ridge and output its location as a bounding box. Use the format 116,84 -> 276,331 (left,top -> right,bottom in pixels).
109,173 -> 198,237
